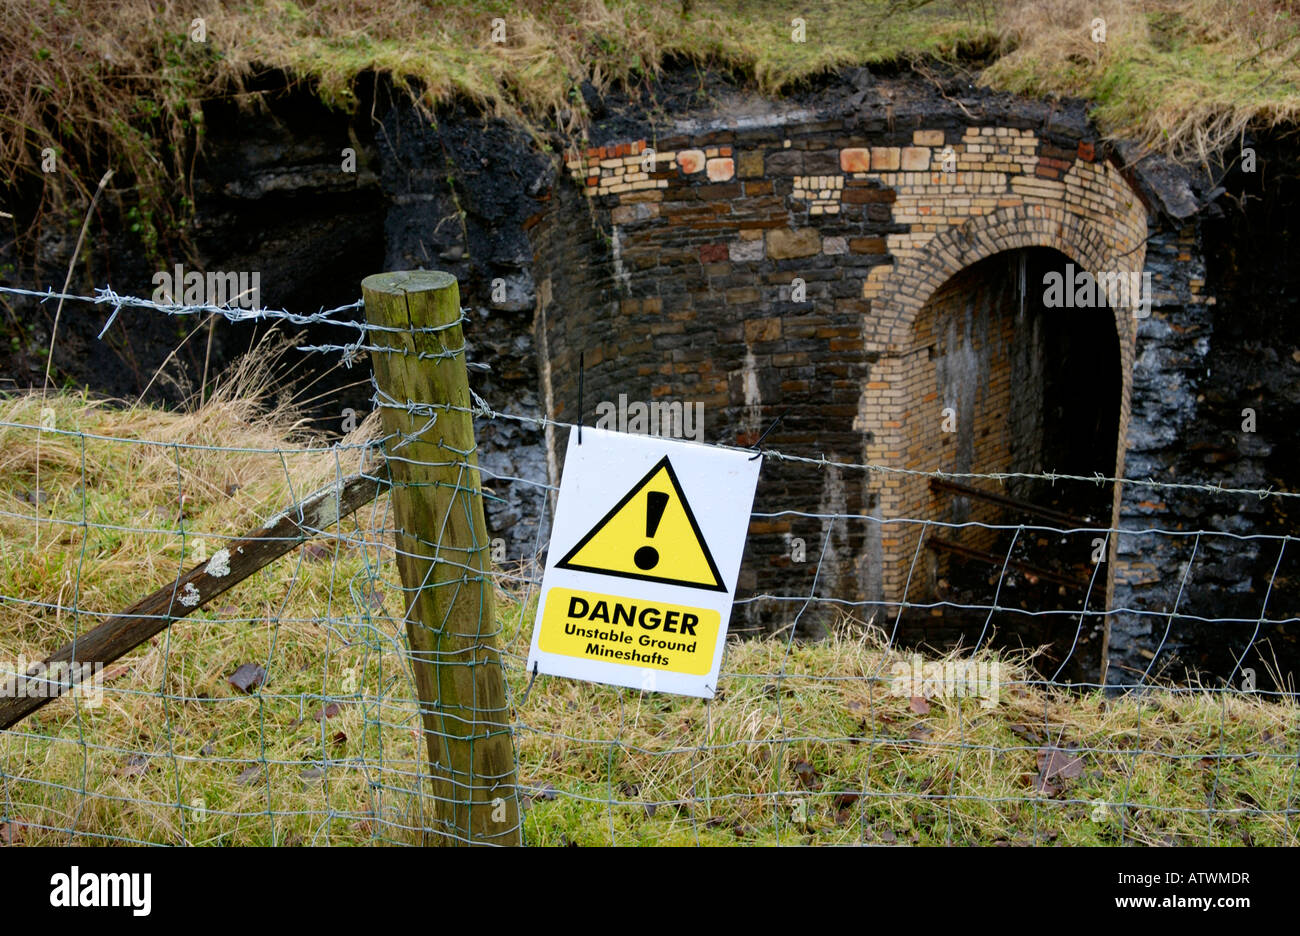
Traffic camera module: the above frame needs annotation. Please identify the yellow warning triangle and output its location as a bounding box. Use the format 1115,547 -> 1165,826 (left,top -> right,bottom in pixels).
556,456 -> 726,592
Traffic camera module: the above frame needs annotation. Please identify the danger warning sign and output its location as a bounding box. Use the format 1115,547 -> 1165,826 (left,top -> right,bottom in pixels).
555,456 -> 725,591
527,427 -> 761,697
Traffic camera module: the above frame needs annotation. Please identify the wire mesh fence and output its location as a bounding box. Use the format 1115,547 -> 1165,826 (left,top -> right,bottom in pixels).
0,285 -> 1297,846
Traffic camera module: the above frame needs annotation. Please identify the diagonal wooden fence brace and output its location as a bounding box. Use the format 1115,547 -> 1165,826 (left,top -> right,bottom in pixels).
362,270 -> 520,847
0,472 -> 384,731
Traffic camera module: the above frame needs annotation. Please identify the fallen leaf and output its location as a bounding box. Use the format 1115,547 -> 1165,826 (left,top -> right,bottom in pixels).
907,725 -> 933,741
303,542 -> 332,562
792,759 -> 819,789
227,663 -> 266,693
833,792 -> 860,811
314,702 -> 341,722
1008,723 -> 1042,744
363,587 -> 385,612
909,695 -> 931,715
1032,744 -> 1083,796
524,782 -> 557,802
1036,745 -> 1085,781
236,765 -> 263,786
0,820 -> 22,845
300,767 -> 325,782
120,754 -> 150,778
1032,773 -> 1062,797
331,731 -> 347,747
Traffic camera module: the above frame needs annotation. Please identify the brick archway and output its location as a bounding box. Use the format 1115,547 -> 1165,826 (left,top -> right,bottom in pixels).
553,120 -> 1154,630
858,204 -> 1146,604
864,203 -> 1139,353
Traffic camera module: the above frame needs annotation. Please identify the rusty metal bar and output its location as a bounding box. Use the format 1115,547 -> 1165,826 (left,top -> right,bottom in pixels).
929,477 -> 1089,528
926,536 -> 1090,589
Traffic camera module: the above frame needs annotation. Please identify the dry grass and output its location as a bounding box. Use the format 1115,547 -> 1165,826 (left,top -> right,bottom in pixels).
988,0 -> 1300,164
0,0 -> 984,256
6,2 -> 1297,254
1,377 -> 1297,845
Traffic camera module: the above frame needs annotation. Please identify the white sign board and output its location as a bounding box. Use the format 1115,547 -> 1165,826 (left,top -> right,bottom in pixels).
526,427 -> 762,697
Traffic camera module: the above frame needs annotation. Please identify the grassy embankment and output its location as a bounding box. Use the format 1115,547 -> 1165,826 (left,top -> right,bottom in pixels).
1,379 -> 1295,846
4,1 -> 1300,252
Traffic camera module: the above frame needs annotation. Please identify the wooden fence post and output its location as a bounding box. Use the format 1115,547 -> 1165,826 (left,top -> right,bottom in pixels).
361,271 -> 520,846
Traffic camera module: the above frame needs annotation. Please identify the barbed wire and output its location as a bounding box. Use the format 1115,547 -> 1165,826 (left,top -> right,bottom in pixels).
2,285 -> 1293,501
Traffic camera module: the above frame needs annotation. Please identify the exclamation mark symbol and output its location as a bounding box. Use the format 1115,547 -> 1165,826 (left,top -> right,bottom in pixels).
634,491 -> 669,571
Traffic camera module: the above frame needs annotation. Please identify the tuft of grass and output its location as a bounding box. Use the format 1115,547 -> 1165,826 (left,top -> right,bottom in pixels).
1,383 -> 1297,846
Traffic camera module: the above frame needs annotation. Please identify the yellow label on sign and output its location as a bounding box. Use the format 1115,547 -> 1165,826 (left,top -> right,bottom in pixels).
538,587 -> 721,674
555,455 -> 725,591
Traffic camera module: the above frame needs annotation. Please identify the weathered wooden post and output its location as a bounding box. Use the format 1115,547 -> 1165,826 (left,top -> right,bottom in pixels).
361,271 -> 520,846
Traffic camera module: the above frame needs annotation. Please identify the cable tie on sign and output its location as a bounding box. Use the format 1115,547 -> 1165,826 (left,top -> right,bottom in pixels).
518,661 -> 539,705
577,351 -> 585,445
748,408 -> 787,461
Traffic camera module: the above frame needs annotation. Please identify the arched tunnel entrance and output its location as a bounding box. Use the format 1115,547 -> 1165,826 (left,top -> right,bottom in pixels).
891,247 -> 1122,680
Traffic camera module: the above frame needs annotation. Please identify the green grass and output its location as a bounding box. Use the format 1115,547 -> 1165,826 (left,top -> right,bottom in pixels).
2,389 -> 1297,846
7,2 -> 1300,257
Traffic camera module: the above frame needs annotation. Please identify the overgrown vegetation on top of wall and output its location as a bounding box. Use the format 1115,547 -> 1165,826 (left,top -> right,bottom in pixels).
3,1 -> 1299,256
